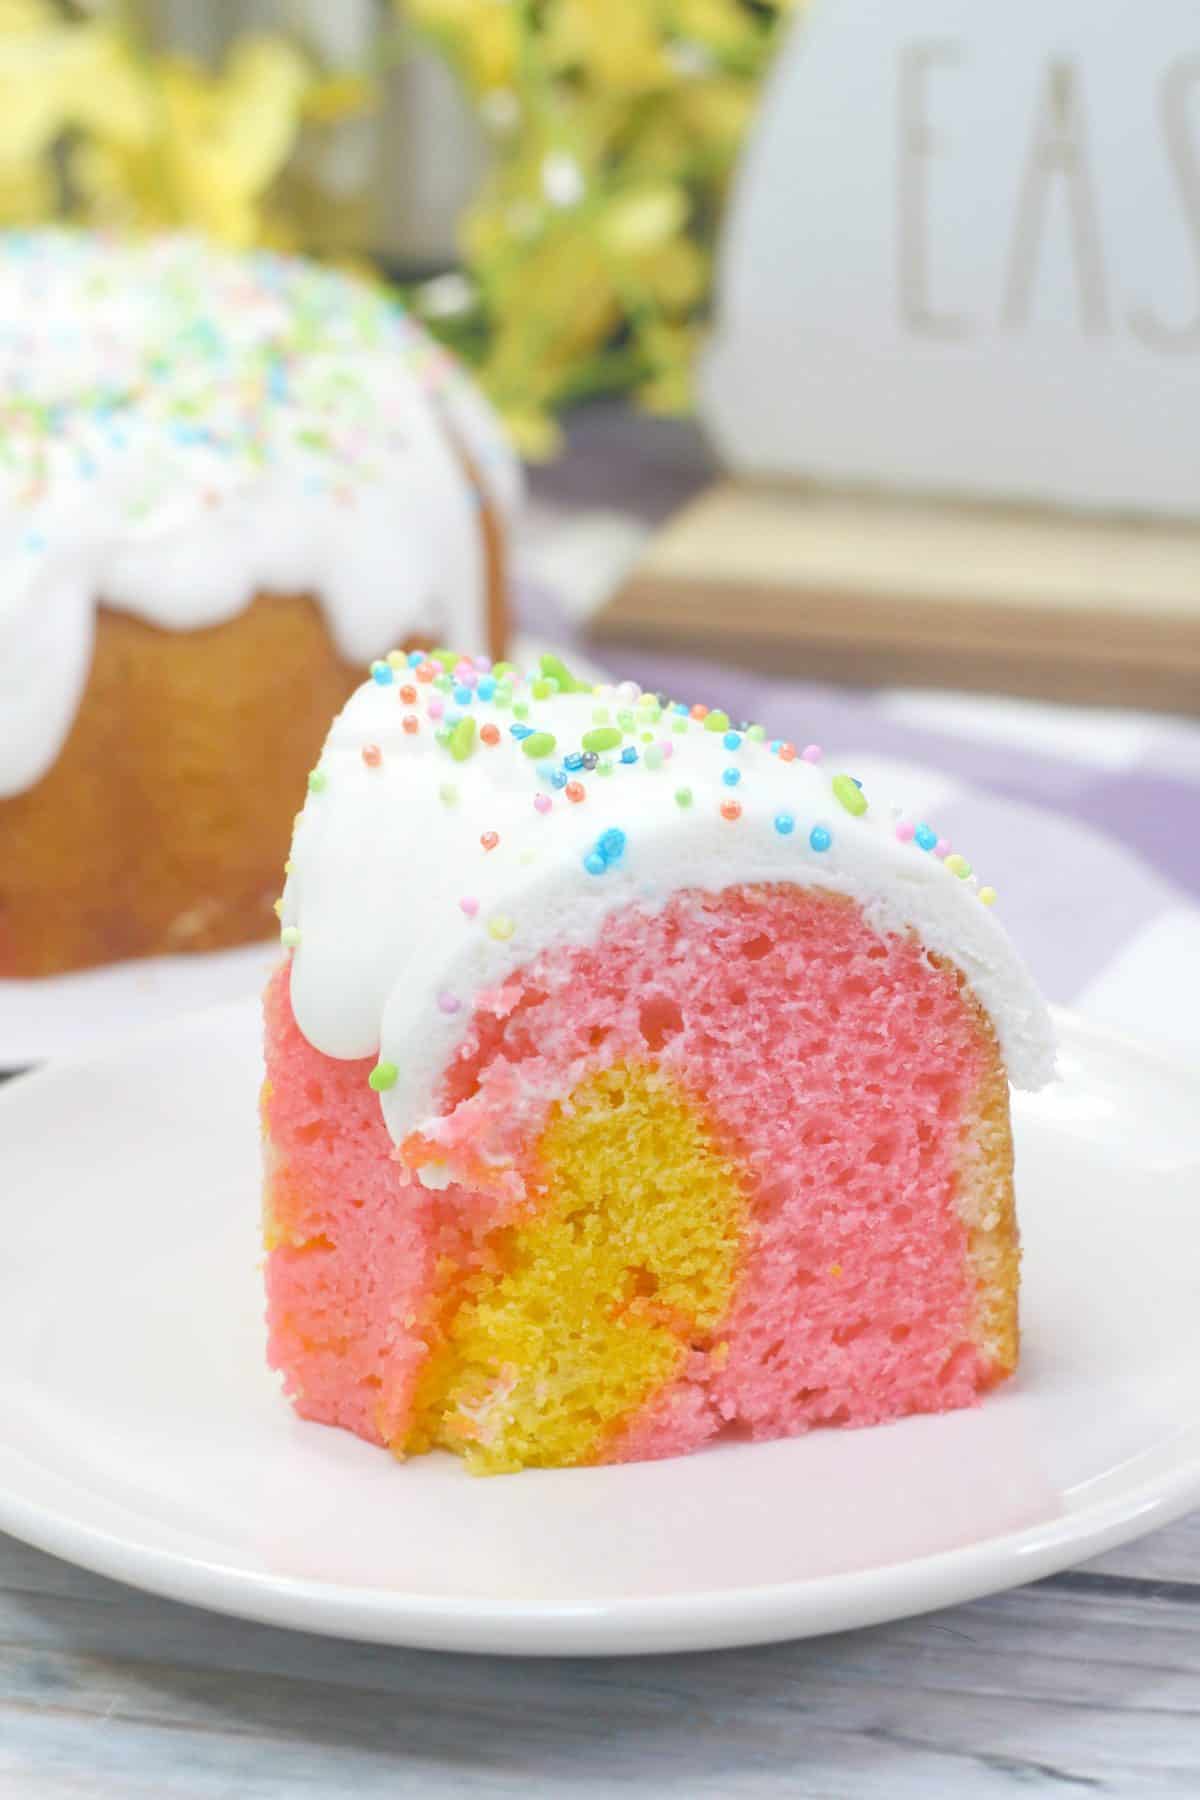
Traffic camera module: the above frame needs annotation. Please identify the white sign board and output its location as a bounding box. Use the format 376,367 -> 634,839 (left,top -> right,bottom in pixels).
702,0 -> 1200,516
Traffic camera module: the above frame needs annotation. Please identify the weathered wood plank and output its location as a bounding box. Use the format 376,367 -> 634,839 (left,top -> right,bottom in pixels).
3,1527 -> 1200,1798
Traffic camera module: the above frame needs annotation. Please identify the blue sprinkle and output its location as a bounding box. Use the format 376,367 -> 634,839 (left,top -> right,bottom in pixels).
769,739 -> 783,755
563,751 -> 584,772
809,825 -> 832,853
477,677 -> 496,701
774,813 -> 795,836
583,851 -> 606,876
673,702 -> 689,716
723,732 -> 742,751
620,746 -> 638,764
453,685 -> 473,705
850,776 -> 863,789
598,828 -> 627,863
21,527 -> 46,553
510,723 -> 534,740
407,650 -> 424,667
371,663 -> 394,686
549,770 -> 568,790
722,767 -> 741,787
914,823 -> 937,851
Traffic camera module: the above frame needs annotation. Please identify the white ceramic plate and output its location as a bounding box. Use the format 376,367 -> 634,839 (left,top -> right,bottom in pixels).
0,1003 -> 1197,1657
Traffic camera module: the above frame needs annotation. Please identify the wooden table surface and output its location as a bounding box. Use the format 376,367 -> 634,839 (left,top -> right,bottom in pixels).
4,1512 -> 1200,1797
6,410 -> 1199,1796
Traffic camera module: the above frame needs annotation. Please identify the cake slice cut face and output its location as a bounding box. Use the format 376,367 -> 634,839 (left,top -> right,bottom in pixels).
263,657 -> 1054,1473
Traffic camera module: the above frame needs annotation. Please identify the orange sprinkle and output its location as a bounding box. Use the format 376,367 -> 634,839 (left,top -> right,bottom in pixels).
415,662 -> 436,683
720,799 -> 742,821
690,703 -> 709,720
481,830 -> 500,852
361,744 -> 382,768
402,713 -> 419,734
565,781 -> 585,803
480,723 -> 501,746
399,684 -> 417,704
779,742 -> 797,763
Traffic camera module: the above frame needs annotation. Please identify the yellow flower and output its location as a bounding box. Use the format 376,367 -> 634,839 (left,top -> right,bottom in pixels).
0,3 -> 150,178
600,185 -> 690,256
544,0 -> 672,93
82,36 -> 314,247
404,0 -> 518,94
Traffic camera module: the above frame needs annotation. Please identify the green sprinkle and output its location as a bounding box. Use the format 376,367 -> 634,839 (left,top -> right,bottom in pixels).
307,769 -> 327,793
832,773 -> 868,816
747,724 -> 766,743
945,853 -> 972,879
431,648 -> 459,672
449,716 -> 477,762
493,687 -> 513,711
582,726 -> 622,752
704,710 -> 730,733
539,652 -> 584,693
672,717 -> 688,734
439,781 -> 459,806
675,786 -> 693,808
491,661 -> 517,680
597,759 -> 615,778
522,730 -> 557,758
617,707 -> 636,730
513,700 -> 530,719
642,701 -> 662,723
531,676 -> 558,699
280,925 -> 301,948
435,725 -> 452,747
433,672 -> 453,692
641,730 -> 654,744
368,1060 -> 398,1092
645,744 -> 664,769
591,706 -> 611,724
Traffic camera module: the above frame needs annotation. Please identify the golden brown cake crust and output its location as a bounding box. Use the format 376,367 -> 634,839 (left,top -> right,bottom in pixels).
0,594 -> 368,976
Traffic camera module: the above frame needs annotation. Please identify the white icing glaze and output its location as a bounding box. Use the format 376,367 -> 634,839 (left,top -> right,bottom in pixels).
281,664 -> 1056,1155
0,230 -> 519,799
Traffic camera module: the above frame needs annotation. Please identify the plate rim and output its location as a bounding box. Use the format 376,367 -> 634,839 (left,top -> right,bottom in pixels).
1,1003 -> 1198,1657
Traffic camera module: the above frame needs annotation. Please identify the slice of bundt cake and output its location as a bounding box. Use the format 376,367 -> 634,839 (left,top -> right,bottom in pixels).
262,653 -> 1054,1474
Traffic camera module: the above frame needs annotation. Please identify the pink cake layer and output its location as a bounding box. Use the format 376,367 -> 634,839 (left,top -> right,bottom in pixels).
263,884 -> 1003,1462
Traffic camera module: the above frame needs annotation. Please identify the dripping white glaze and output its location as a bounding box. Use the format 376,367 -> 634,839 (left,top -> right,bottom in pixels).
0,230 -> 519,798
281,664 -> 1057,1158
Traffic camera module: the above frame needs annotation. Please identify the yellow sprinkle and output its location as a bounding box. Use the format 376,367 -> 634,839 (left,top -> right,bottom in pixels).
284,860 -> 292,875
979,886 -> 998,906
273,897 -> 284,919
488,914 -> 515,941
944,853 -> 972,879
386,649 -> 406,669
830,1263 -> 843,1279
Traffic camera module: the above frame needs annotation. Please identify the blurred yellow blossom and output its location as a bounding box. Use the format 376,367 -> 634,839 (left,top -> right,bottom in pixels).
80,38 -> 313,246
0,5 -> 370,249
404,0 -> 795,454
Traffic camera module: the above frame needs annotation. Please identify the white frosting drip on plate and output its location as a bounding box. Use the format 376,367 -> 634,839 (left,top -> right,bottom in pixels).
0,230 -> 519,798
281,662 -> 1056,1153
